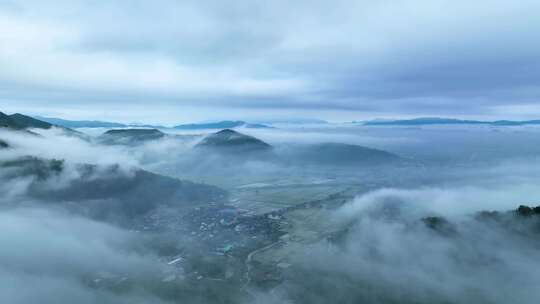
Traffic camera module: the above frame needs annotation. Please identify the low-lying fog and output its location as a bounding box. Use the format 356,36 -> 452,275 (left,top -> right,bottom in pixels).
2,123 -> 540,303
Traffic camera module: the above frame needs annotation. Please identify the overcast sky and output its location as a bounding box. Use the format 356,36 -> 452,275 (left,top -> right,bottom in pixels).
0,0 -> 539,124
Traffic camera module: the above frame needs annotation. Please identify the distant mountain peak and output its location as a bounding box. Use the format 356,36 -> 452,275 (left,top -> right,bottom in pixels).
1,112 -> 53,130
287,142 -> 403,166
103,128 -> 164,136
215,128 -> 238,135
35,116 -> 128,128
363,117 -> 540,126
255,118 -> 328,125
174,120 -> 272,130
195,129 -> 272,152
98,128 -> 165,145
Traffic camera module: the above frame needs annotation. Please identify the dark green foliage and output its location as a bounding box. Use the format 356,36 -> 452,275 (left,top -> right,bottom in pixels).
0,156 -> 64,180
475,210 -> 500,220
517,205 -> 533,216
8,113 -> 53,129
38,165 -> 227,219
0,111 -> 14,128
516,205 -> 540,216
422,216 -> 446,228
422,216 -> 458,236
2,156 -> 227,222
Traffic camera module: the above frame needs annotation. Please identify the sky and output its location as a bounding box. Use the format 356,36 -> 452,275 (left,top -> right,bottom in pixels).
0,0 -> 539,124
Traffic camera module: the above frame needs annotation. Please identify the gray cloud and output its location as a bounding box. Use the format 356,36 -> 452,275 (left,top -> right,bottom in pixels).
265,186 -> 540,304
4,117 -> 540,303
0,207 -> 172,304
0,0 -> 539,121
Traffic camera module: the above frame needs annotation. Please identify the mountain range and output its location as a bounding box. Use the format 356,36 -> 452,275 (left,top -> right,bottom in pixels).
363,117 -> 540,126
35,116 -> 165,129
2,111 -> 407,167
31,115 -> 540,128
34,116 -> 273,130
174,120 -> 272,129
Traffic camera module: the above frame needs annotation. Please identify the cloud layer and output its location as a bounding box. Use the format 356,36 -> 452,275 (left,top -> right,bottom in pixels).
0,207 -> 172,304
270,187 -> 540,304
1,0 -> 539,122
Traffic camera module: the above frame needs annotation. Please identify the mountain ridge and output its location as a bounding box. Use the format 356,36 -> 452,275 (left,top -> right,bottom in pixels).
1,112 -> 53,129
195,129 -> 272,152
97,128 -> 166,145
363,117 -> 540,126
35,116 -> 165,129
175,120 -> 272,130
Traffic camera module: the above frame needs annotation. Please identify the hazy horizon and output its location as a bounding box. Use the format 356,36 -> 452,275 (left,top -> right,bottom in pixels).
7,110 -> 540,126
1,0 -> 540,123
2,1 -> 540,304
